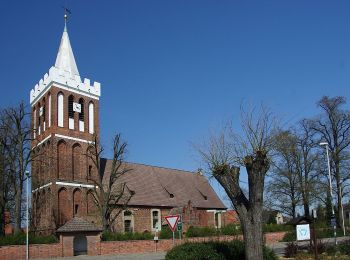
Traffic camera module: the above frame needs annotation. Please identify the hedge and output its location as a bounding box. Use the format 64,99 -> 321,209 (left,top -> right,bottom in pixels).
166,240 -> 278,260
0,233 -> 57,246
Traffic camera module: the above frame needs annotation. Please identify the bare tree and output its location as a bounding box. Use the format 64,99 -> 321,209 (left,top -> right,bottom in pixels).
294,119 -> 319,218
266,130 -> 301,218
86,134 -> 134,231
0,102 -> 32,233
309,96 -> 350,227
197,105 -> 275,260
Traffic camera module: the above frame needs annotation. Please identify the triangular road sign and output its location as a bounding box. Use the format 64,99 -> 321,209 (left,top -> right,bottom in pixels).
165,215 -> 180,232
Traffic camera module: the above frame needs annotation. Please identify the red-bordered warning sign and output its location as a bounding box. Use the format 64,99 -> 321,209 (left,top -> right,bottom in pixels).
165,215 -> 180,232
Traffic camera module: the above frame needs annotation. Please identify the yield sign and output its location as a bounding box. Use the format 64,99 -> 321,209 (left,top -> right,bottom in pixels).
165,215 -> 180,232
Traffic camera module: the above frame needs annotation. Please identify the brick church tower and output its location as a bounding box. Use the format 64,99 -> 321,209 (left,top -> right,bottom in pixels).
30,17 -> 101,234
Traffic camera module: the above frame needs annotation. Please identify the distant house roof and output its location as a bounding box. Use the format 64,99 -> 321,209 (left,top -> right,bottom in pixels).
56,217 -> 102,233
286,216 -> 311,226
100,159 -> 226,210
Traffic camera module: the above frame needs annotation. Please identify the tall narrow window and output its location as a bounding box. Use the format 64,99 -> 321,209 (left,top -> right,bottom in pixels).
48,94 -> 51,127
42,98 -> 46,132
79,98 -> 84,132
38,103 -> 41,135
151,209 -> 161,231
88,102 -> 94,134
124,211 -> 134,233
33,108 -> 36,138
68,95 -> 74,129
58,93 -> 64,127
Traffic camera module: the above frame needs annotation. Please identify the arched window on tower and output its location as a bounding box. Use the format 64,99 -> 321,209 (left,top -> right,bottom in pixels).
57,140 -> 67,179
78,98 -> 84,132
38,103 -> 41,135
57,93 -> 64,127
72,143 -> 82,181
73,189 -> 82,217
88,102 -> 94,134
48,93 -> 51,128
42,97 -> 46,132
68,95 -> 74,129
58,188 -> 70,225
33,108 -> 37,138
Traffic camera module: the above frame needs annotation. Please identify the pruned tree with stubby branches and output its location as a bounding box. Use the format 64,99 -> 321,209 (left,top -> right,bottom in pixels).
86,133 -> 134,232
196,105 -> 276,260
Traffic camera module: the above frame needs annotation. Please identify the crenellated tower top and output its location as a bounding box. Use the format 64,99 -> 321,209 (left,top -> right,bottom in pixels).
30,13 -> 101,106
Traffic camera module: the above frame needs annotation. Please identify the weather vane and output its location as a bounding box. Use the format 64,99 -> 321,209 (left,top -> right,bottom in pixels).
62,6 -> 71,29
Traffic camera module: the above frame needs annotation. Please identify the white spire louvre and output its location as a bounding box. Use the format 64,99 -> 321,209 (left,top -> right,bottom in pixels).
54,11 -> 79,76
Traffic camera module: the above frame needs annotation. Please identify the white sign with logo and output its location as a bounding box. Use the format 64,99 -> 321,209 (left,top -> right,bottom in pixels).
296,224 -> 310,241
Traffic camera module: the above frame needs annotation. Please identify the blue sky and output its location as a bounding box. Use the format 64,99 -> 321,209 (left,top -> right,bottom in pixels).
1,1 -> 349,206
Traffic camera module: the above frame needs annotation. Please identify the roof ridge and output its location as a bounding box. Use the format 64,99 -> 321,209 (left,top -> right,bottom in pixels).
101,158 -> 197,174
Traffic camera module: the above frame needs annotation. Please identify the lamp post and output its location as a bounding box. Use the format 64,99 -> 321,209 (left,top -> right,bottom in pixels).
25,170 -> 30,260
319,142 -> 337,245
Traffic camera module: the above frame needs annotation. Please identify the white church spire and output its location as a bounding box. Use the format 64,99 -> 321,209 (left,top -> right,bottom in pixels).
54,11 -> 80,76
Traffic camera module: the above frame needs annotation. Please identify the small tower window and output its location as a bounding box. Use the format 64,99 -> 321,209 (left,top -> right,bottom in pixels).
79,98 -> 84,132
57,93 -> 64,127
68,95 -> 74,118
68,95 -> 74,129
88,102 -> 94,134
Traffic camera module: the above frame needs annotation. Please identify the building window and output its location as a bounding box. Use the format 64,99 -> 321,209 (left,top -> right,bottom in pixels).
48,94 -> 51,127
68,95 -> 74,129
57,93 -> 64,127
214,212 -> 222,229
79,98 -> 84,132
33,108 -> 36,138
88,102 -> 94,134
123,210 -> 134,233
151,209 -> 161,231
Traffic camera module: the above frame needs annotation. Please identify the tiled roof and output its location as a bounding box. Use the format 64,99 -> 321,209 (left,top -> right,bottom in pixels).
56,217 -> 102,233
101,159 -> 226,210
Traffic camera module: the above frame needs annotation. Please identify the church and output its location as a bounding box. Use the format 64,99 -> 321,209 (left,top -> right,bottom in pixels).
30,16 -> 227,236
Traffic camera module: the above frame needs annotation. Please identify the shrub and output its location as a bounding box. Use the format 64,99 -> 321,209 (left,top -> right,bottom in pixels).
0,233 -> 58,246
284,242 -> 298,258
185,226 -> 218,238
263,223 -> 292,233
220,223 -> 242,236
339,243 -> 350,255
166,242 -> 221,260
159,225 -> 181,239
165,241 -> 277,260
282,230 -> 296,242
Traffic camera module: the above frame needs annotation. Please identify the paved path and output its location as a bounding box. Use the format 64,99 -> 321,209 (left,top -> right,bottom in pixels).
37,252 -> 166,260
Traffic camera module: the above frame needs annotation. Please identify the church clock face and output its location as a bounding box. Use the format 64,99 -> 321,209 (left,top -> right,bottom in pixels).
73,102 -> 81,113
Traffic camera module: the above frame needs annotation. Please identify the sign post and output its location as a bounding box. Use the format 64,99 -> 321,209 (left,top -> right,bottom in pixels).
165,215 -> 180,246
177,215 -> 182,240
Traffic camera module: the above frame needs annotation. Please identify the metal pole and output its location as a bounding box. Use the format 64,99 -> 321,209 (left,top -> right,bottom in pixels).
340,186 -> 346,236
26,171 -> 29,260
172,231 -> 175,246
324,144 -> 337,245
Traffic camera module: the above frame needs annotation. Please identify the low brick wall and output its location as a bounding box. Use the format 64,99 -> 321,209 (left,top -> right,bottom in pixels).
265,231 -> 286,245
0,232 -> 287,259
0,243 -> 62,260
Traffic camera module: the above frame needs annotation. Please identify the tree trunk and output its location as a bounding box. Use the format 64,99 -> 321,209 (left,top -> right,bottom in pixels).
243,219 -> 263,260
14,185 -> 22,233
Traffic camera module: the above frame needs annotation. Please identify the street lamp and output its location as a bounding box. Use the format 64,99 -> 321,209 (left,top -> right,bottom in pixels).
319,142 -> 337,245
25,170 -> 30,260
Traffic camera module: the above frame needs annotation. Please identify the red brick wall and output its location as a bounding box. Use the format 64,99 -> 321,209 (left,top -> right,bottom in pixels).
0,232 -> 286,259
31,85 -> 101,234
